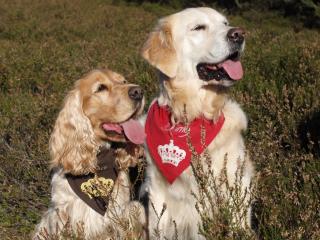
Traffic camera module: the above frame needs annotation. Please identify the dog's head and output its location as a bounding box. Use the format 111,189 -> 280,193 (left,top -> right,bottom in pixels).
49,69 -> 145,175
141,7 -> 245,87
79,69 -> 144,143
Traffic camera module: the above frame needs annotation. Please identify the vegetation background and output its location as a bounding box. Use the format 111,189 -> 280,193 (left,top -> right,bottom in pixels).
0,0 -> 319,239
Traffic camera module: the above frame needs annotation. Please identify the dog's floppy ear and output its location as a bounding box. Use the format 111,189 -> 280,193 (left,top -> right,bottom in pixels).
141,19 -> 177,78
49,83 -> 98,175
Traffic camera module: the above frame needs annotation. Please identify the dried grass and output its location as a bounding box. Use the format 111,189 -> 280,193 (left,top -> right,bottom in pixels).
0,1 -> 319,239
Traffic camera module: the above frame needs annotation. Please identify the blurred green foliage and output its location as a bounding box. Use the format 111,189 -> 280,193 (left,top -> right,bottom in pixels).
125,0 -> 320,28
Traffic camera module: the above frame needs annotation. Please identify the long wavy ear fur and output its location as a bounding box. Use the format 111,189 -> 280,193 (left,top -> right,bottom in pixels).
49,86 -> 98,175
141,18 -> 177,78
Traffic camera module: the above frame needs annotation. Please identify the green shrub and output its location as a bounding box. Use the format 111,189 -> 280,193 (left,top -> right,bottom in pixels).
0,0 -> 319,239
125,0 -> 320,27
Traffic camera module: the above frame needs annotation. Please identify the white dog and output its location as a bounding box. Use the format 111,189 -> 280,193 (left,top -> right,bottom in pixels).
141,8 -> 254,239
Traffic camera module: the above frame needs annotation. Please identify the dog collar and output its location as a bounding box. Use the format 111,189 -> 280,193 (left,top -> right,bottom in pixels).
65,146 -> 119,216
145,101 -> 225,184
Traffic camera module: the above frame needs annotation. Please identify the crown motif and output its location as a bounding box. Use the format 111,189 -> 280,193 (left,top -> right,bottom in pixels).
157,140 -> 186,167
81,176 -> 114,199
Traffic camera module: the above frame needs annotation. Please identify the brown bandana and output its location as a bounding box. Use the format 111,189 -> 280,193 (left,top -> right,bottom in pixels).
65,146 -> 119,216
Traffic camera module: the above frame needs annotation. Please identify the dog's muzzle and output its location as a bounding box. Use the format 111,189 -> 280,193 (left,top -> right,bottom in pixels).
196,27 -> 245,85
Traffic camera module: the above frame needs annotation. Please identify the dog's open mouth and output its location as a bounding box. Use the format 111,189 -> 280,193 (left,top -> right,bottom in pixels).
196,51 -> 243,83
101,119 -> 145,145
100,100 -> 145,144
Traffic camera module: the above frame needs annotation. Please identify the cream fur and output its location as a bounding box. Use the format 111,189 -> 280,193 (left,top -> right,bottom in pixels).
34,170 -> 144,240
141,8 -> 254,240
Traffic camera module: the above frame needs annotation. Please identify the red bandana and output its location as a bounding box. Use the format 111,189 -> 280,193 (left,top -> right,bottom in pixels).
145,101 -> 225,184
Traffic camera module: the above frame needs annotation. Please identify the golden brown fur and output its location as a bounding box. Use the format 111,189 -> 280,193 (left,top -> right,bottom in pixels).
49,69 -> 144,175
34,69 -> 145,239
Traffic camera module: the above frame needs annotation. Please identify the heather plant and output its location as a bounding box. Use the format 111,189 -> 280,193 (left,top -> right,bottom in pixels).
33,170 -> 146,240
181,104 -> 254,240
35,217 -> 86,240
191,153 -> 255,240
0,0 -> 319,239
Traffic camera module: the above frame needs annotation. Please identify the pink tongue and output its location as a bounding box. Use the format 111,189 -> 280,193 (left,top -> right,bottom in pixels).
102,123 -> 123,134
120,119 -> 146,145
220,60 -> 243,80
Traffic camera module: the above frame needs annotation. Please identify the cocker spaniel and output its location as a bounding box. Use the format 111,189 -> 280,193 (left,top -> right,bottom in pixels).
33,69 -> 146,239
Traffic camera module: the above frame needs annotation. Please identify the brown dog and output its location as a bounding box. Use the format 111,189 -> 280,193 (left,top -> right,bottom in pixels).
34,69 -> 146,239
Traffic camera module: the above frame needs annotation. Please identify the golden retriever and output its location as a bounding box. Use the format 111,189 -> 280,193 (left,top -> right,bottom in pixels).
141,7 -> 254,239
33,69 -> 146,239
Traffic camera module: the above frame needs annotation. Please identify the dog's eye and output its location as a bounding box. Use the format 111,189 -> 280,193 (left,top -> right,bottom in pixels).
223,21 -> 229,26
192,25 -> 206,31
96,84 -> 108,92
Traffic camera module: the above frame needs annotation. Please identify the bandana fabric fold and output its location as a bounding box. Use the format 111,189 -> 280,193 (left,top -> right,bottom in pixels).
66,147 -> 118,216
145,101 -> 225,184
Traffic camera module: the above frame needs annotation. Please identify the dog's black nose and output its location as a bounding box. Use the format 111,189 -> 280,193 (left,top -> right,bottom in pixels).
128,86 -> 143,101
227,27 -> 245,45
